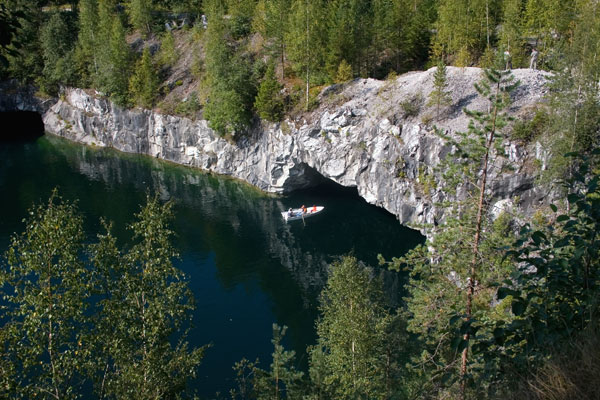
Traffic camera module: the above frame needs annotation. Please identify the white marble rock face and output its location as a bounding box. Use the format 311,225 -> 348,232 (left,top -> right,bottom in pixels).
2,67 -> 555,233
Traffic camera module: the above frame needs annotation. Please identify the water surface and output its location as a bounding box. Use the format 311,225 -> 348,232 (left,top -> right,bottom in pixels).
0,133 -> 423,396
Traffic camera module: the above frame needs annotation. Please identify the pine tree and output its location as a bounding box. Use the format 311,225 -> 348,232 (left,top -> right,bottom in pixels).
263,0 -> 291,80
499,0 -> 526,69
335,59 -> 353,83
95,0 -> 116,91
75,0 -> 99,86
310,255 -> 389,399
204,0 -> 256,135
157,31 -> 178,68
397,70 -> 519,399
3,0 -> 44,83
252,324 -> 304,400
325,0 -> 373,79
255,63 -> 284,122
39,11 -> 77,95
286,0 -> 327,110
427,60 -> 452,119
126,0 -> 153,37
106,16 -> 132,105
433,0 -> 499,65
129,47 -> 159,108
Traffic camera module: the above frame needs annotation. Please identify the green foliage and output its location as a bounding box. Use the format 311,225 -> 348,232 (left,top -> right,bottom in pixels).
494,156 -> 600,376
94,0 -> 132,105
255,63 -> 284,122
499,0 -> 526,68
335,59 -> 353,83
251,324 -> 304,400
0,2 -> 25,72
434,0 -> 499,66
325,0 -> 373,80
39,11 -> 77,95
261,0 -> 291,79
2,190 -> 88,399
427,60 -> 452,119
0,192 -> 205,399
75,0 -> 99,87
89,195 -> 206,399
3,0 -> 43,83
129,47 -> 159,108
226,0 -> 255,39
396,70 -> 520,398
203,0 -> 257,135
157,31 -> 178,68
510,108 -> 548,142
286,0 -> 328,109
174,92 -> 201,118
400,93 -> 423,118
309,255 -> 393,399
126,0 -> 153,37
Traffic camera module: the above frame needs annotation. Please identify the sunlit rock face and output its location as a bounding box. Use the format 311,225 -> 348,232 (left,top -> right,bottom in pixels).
1,67 -> 554,230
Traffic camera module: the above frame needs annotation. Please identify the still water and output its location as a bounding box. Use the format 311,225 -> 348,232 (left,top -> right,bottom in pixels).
0,133 -> 423,397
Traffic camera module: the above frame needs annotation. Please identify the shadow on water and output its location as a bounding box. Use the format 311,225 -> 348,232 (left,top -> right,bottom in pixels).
0,132 -> 424,397
0,111 -> 44,142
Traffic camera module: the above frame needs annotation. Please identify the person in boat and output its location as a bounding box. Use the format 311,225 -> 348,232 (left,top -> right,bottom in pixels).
288,208 -> 293,218
301,205 -> 307,214
312,205 -> 317,212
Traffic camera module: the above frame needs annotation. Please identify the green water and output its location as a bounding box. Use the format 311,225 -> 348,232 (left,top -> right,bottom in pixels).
0,134 -> 423,396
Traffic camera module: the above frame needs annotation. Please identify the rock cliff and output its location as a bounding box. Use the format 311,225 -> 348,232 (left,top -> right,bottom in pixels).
0,67 -> 554,230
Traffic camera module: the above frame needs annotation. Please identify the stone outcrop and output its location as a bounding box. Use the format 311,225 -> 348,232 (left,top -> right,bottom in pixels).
0,67 -> 554,230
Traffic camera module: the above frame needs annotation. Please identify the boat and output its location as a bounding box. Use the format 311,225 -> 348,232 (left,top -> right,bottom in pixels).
281,206 -> 324,222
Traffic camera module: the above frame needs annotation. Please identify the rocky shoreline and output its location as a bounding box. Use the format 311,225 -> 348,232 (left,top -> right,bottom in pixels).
0,67 -> 555,231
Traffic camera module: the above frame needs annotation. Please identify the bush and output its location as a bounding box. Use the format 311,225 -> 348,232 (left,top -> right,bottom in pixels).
400,93 -> 424,118
511,109 -> 548,142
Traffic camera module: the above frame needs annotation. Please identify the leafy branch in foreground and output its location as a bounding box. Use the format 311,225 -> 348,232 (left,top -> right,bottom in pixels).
0,192 -> 206,399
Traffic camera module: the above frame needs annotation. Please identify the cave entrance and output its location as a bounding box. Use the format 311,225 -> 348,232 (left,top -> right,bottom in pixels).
0,111 -> 45,142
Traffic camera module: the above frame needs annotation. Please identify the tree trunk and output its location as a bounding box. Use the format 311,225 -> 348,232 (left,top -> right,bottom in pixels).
460,80 -> 500,400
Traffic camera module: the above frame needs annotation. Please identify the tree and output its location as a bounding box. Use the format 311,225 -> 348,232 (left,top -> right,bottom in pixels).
252,324 -> 304,400
433,0 -> 500,66
490,153 -> 600,388
2,191 -> 89,399
204,0 -> 256,135
39,11 -> 77,95
75,0 -> 99,86
103,14 -> 133,106
0,192 -> 206,399
226,0 -> 256,38
499,0 -> 526,69
255,63 -> 284,122
335,59 -> 353,83
325,0 -> 373,79
126,0 -> 153,37
129,47 -> 159,108
2,0 -> 44,83
286,0 -> 327,110
89,196 -> 206,399
397,70 -> 519,399
427,60 -> 452,119
262,0 -> 291,80
309,255 -> 390,399
157,31 -> 178,68
0,1 -> 25,72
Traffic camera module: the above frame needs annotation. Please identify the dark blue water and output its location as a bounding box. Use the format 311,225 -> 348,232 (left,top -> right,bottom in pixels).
0,133 -> 423,397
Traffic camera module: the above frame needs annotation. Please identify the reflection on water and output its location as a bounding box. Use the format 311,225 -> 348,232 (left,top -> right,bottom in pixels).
0,134 -> 423,396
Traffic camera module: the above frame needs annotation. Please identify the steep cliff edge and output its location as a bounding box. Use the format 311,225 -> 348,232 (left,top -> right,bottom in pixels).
0,67 -> 553,229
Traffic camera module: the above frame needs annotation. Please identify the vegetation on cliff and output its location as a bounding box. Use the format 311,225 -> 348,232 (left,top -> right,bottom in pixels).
1,0 -> 600,398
